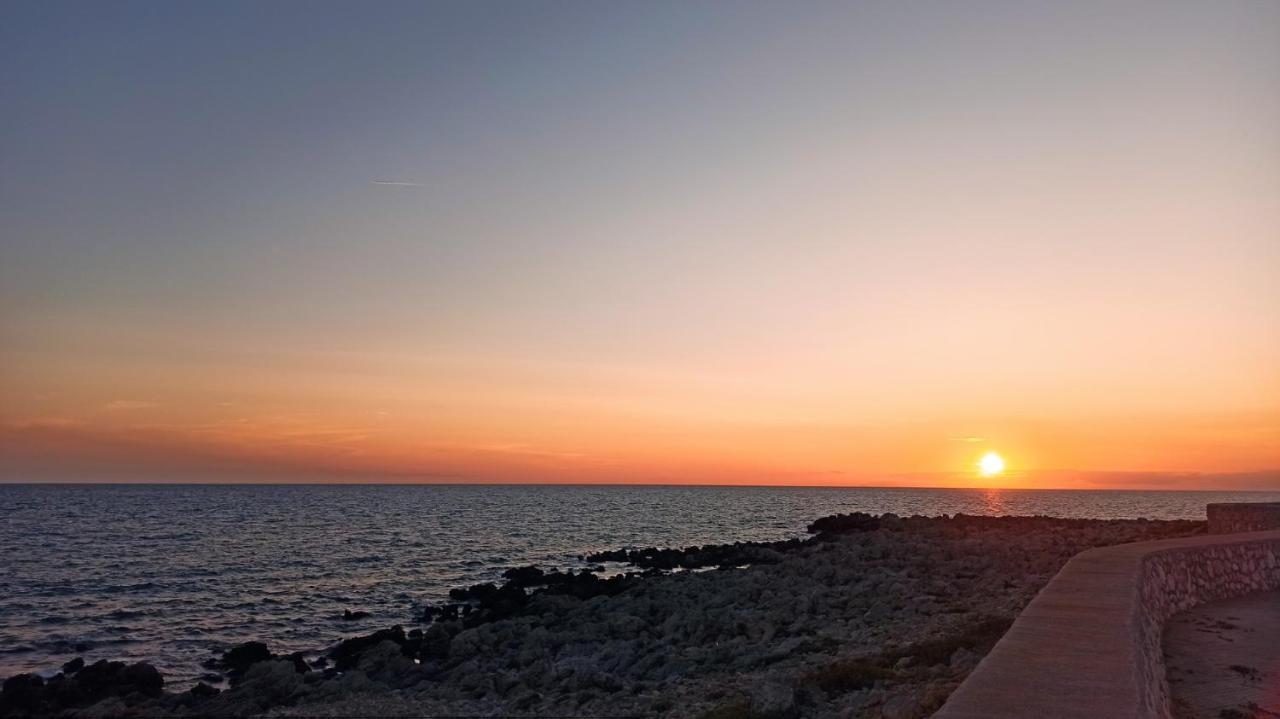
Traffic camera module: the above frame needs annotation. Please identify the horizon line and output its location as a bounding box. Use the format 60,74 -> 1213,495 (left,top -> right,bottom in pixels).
2,480 -> 1277,493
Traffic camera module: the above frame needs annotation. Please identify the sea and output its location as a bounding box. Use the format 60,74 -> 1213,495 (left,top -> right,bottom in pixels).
2,483 -> 1277,687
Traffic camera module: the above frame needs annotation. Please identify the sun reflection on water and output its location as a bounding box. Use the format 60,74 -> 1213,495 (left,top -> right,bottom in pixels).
980,488 -> 1008,515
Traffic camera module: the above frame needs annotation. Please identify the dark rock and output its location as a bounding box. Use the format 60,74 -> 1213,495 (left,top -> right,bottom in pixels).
230,660 -> 304,706
585,538 -> 805,570
189,681 -> 220,698
807,512 -> 881,535
341,609 -> 371,621
75,660 -> 164,698
502,566 -> 546,587
355,640 -> 422,686
0,673 -> 45,711
330,625 -> 409,670
4,659 -> 167,713
449,582 -> 499,602
218,641 -> 274,676
421,603 -> 467,623
419,623 -> 453,660
281,651 -> 311,674
585,548 -> 630,563
61,657 -> 84,674
189,680 -> 220,695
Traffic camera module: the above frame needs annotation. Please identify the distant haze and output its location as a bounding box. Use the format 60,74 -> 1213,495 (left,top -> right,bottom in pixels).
1,1 -> 1277,488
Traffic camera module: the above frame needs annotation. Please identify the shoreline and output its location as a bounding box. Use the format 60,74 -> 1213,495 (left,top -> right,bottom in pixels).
0,512 -> 1206,718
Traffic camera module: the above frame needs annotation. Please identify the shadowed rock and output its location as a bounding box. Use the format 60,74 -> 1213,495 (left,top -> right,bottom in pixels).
330,626 -> 409,670
0,660 -> 163,717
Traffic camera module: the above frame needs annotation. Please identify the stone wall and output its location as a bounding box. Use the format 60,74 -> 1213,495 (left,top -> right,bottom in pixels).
1207,502 -> 1280,534
935,528 -> 1280,719
1133,537 -> 1280,717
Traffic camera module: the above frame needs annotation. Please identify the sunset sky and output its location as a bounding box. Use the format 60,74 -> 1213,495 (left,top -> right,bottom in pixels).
2,1 -> 1277,488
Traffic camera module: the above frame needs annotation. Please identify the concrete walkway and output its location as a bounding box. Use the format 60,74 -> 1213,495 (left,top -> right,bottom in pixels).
934,531 -> 1280,718
1163,590 -> 1280,719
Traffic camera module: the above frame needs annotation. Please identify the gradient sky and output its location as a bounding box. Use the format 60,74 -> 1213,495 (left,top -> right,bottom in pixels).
2,1 -> 1278,488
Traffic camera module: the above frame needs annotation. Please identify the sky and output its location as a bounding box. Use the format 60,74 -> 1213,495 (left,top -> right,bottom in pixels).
1,1 -> 1278,488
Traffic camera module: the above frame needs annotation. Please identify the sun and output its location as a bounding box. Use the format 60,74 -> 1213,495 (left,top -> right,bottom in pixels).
978,451 -> 1006,478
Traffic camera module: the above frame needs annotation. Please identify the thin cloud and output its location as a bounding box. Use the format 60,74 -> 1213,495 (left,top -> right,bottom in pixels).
948,436 -> 985,443
102,400 -> 159,411
370,180 -> 423,187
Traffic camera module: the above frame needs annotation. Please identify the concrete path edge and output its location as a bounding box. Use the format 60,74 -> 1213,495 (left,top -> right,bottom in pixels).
933,529 -> 1280,719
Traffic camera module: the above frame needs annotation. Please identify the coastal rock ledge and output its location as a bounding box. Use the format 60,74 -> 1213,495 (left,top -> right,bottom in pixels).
0,514 -> 1204,719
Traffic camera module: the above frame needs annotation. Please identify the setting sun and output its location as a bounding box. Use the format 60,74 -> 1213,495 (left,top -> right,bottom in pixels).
979,452 -> 1006,478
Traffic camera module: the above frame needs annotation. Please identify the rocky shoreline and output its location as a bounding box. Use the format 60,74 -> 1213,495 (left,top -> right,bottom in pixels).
0,513 -> 1205,718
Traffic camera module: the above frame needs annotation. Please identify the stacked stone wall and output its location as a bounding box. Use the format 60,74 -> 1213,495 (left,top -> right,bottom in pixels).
1133,538 -> 1280,716
1207,502 -> 1280,534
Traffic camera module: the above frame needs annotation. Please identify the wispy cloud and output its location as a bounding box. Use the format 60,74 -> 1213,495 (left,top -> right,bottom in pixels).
370,180 -> 423,187
948,436 -> 985,443
102,400 -> 159,411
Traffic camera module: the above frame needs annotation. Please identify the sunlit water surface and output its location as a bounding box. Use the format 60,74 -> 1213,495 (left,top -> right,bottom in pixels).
2,484 -> 1276,686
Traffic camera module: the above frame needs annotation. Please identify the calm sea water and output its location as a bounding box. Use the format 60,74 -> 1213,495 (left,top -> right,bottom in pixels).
2,483 -> 1276,686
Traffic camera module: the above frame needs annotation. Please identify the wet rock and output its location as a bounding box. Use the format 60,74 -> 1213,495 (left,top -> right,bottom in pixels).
61,657 -> 85,674
330,626 -> 408,670
216,641 -> 274,678
585,540 -> 802,571
341,609 -> 371,621
0,660 -> 167,716
502,566 -> 547,587
281,651 -> 311,674
808,512 -> 881,535
0,674 -> 45,712
75,660 -> 164,699
188,682 -> 220,699
449,582 -> 498,601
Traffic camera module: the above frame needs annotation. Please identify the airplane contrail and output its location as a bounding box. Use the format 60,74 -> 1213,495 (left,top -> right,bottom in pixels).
370,180 -> 423,187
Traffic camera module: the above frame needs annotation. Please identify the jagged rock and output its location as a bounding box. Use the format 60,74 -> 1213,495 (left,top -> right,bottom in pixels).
808,512 -> 881,535
0,674 -> 44,713
75,660 -> 164,699
188,682 -> 220,699
216,660 -> 305,714
214,641 -> 274,678
356,640 -> 422,686
502,566 -> 547,587
330,626 -> 408,670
